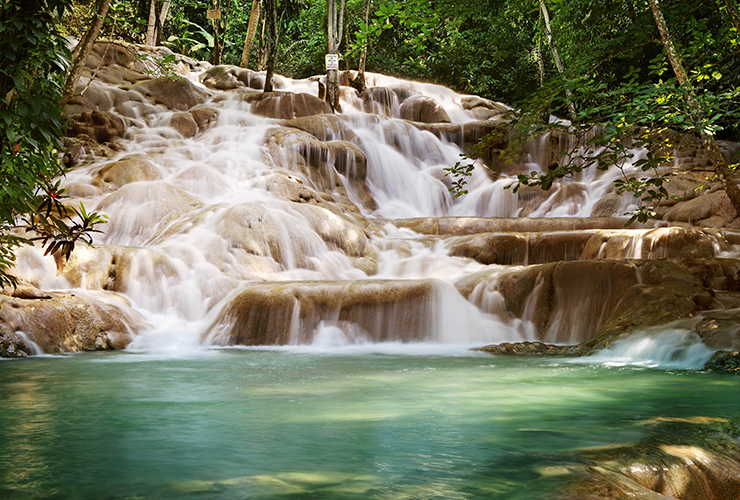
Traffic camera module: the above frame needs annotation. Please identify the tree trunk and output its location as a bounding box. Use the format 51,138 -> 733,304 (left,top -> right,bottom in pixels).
211,0 -> 222,65
539,0 -> 576,120
154,0 -> 172,46
145,0 -> 157,46
725,0 -> 740,32
240,0 -> 262,68
263,0 -> 278,92
257,7 -> 267,70
351,0 -> 372,93
648,0 -> 740,215
326,0 -> 346,112
63,0 -> 110,104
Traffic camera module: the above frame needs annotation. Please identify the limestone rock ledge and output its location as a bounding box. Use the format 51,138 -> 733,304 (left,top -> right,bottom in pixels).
0,284 -> 146,357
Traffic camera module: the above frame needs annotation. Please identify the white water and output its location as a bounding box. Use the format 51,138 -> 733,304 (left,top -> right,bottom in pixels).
572,328 -> 716,369
10,66 -> 717,366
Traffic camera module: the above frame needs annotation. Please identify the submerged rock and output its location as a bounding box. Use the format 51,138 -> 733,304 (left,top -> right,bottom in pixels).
556,418 -> 740,500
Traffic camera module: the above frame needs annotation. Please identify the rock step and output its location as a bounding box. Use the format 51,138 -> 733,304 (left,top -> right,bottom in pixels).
204,279 -> 462,346
389,217 -> 655,235
444,226 -> 740,266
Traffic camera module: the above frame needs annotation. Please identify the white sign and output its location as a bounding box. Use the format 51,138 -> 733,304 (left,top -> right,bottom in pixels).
325,53 -> 339,71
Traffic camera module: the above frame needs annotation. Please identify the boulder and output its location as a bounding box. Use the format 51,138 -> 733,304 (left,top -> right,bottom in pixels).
170,111 -> 198,138
591,193 -> 624,217
361,87 -> 400,116
200,65 -> 251,90
190,106 -> 219,131
664,191 -> 739,227
92,156 -> 163,191
129,76 -> 210,111
399,95 -> 451,123
0,284 -> 146,356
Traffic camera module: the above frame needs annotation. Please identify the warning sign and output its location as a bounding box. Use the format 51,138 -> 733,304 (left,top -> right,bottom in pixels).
325,53 -> 339,71
207,9 -> 221,19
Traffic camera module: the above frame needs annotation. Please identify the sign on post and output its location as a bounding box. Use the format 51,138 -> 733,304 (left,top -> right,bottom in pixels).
207,9 -> 221,19
325,54 -> 339,71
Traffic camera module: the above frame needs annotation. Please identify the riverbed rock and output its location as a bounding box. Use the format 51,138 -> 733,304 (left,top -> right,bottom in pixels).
190,106 -> 219,131
558,418 -> 740,500
590,193 -> 624,218
581,227 -> 719,260
449,231 -> 594,266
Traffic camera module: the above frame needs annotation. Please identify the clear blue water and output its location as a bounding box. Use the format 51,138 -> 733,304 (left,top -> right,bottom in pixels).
1,347 -> 738,499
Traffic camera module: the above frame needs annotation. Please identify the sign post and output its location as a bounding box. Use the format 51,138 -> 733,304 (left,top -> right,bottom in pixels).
325,53 -> 339,71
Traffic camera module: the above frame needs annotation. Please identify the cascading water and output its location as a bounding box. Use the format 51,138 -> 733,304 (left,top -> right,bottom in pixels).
9,58 -> 737,359
5,49 -> 740,500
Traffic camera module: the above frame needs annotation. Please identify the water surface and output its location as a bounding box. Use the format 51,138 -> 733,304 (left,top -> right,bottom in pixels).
1,348 -> 737,499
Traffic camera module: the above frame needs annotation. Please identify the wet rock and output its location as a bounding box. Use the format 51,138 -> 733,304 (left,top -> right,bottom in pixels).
211,201 -> 371,269
129,76 -> 210,111
92,156 -> 163,191
170,111 -> 198,138
590,193 -> 624,217
581,227 -> 718,260
399,95 -> 451,123
461,95 -> 509,114
558,418 -> 740,500
0,284 -> 146,356
245,92 -> 332,119
392,217 -> 647,235
201,65 -> 252,90
265,126 -> 376,212
704,350 -> 740,372
664,191 -> 739,227
475,341 -> 572,355
486,260 -> 711,346
190,106 -> 219,131
205,279 -> 438,345
66,110 -> 126,144
282,114 -> 356,142
449,231 -> 595,266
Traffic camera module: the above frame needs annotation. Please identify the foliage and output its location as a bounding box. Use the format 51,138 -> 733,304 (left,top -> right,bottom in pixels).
0,0 -> 106,287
